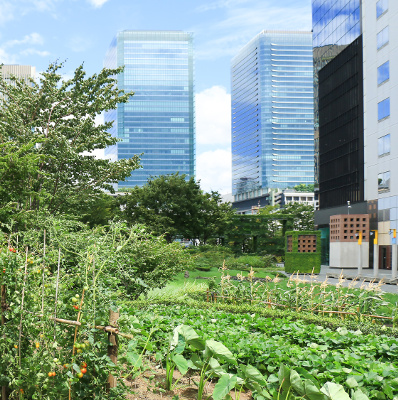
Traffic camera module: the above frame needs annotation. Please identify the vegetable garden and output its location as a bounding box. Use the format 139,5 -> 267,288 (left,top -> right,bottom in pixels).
1,222 -> 398,400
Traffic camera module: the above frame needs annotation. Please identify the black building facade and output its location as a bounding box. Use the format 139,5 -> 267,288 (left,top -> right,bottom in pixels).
318,36 -> 364,210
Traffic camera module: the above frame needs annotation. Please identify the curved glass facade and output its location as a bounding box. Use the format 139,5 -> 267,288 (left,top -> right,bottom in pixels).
231,31 -> 314,197
104,30 -> 195,188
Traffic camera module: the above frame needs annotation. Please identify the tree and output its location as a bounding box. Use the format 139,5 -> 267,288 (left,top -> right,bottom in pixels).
117,173 -> 235,243
0,62 -> 140,225
272,203 -> 314,231
293,183 -> 314,192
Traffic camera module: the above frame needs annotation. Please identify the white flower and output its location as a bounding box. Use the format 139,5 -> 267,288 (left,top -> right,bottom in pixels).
211,319 -> 217,323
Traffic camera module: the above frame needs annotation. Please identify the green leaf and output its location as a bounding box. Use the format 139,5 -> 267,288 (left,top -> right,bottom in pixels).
241,364 -> 267,385
190,353 -> 204,369
304,380 -> 326,400
126,351 -> 142,369
320,382 -> 350,400
172,354 -> 188,376
177,325 -> 205,350
278,365 -> 291,391
212,374 -> 237,400
290,369 -> 305,396
346,377 -> 359,389
352,390 -> 370,400
205,339 -> 236,365
72,363 -> 81,373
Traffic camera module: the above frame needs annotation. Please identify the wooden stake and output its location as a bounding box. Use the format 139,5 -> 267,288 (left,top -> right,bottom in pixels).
53,248 -> 61,339
1,283 -> 8,399
18,248 -> 29,368
41,230 -> 46,316
107,309 -> 119,391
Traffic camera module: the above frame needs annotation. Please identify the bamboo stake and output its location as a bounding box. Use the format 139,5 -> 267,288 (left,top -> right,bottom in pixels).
41,230 -> 46,316
1,283 -> 8,400
18,248 -> 29,380
107,309 -> 119,391
53,248 -> 61,340
48,317 -> 135,338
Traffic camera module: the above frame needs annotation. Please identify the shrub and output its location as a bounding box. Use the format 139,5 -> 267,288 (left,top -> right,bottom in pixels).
226,254 -> 276,269
189,245 -> 234,270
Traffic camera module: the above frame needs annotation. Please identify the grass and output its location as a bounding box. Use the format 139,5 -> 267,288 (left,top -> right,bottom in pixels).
171,266 -> 284,285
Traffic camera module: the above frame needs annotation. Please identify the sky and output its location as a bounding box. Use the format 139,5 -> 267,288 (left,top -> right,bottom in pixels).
0,0 -> 312,194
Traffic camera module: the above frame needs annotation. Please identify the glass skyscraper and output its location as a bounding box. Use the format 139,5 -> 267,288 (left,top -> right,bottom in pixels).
231,31 -> 314,200
312,0 -> 361,186
104,30 -> 195,188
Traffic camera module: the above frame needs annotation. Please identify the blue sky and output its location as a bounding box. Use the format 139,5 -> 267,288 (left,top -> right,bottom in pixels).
0,0 -> 312,194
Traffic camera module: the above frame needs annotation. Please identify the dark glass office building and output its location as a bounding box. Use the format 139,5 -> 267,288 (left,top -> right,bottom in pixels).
231,31 -> 314,202
312,0 -> 361,188
318,36 -> 364,209
104,30 -> 195,188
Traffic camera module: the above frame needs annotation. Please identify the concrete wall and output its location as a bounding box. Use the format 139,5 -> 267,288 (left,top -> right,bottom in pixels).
330,242 -> 369,269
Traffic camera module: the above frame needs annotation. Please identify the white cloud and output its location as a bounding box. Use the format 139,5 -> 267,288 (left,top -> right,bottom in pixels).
195,86 -> 232,193
5,32 -> 44,48
67,36 -> 92,53
0,2 -> 15,25
195,85 -> 231,146
0,48 -> 17,64
87,0 -> 110,8
195,0 -> 312,60
20,48 -> 50,57
31,0 -> 58,12
195,0 -> 249,12
197,149 -> 232,194
0,32 -> 48,64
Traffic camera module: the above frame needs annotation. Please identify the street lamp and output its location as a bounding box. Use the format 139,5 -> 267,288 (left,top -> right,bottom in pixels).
347,201 -> 351,215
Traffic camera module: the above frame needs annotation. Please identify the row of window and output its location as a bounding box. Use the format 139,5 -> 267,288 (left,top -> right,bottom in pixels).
376,2 -> 392,200
376,0 -> 391,197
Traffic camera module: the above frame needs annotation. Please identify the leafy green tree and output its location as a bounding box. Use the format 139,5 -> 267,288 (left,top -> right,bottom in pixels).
0,62 -> 140,226
118,173 -> 235,243
273,202 -> 314,231
293,183 -> 314,192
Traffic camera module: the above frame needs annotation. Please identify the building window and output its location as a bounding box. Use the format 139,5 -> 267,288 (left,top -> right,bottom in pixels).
377,0 -> 389,18
378,171 -> 390,193
378,134 -> 391,156
378,98 -> 390,120
377,26 -> 389,49
377,61 -> 389,85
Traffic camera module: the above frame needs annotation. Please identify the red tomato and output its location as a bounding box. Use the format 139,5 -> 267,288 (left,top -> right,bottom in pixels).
80,362 -> 87,368
81,368 -> 87,374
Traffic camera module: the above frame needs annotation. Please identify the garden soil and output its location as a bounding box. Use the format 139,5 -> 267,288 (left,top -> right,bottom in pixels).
124,365 -> 252,400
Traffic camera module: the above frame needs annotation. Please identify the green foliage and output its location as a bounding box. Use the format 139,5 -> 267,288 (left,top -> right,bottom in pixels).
285,231 -> 321,274
125,301 -> 398,398
278,203 -> 315,231
225,215 -> 292,255
188,245 -> 234,270
0,217 -> 192,398
226,254 -> 276,269
118,173 -> 235,243
0,62 -> 140,227
293,184 -> 315,192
